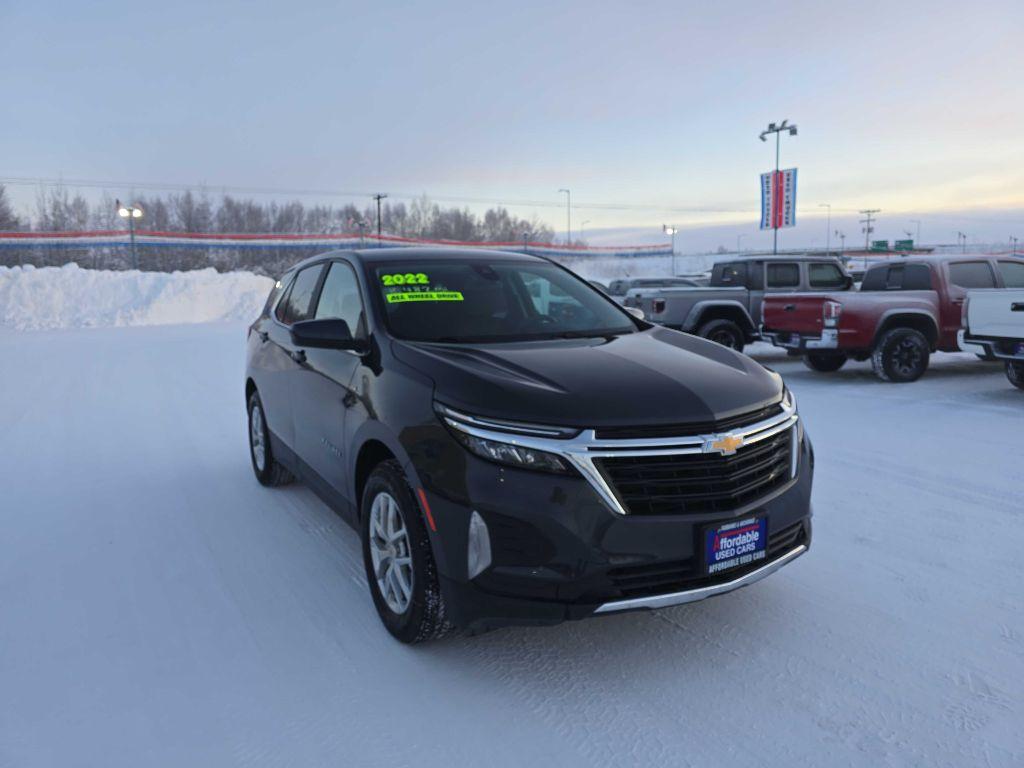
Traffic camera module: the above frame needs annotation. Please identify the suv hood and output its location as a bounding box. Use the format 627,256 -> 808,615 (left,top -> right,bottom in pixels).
392,327 -> 782,429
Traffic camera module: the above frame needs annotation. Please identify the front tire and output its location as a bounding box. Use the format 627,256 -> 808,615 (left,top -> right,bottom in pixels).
361,460 -> 453,643
247,391 -> 294,486
697,319 -> 745,352
871,328 -> 930,383
1007,361 -> 1024,390
803,352 -> 848,373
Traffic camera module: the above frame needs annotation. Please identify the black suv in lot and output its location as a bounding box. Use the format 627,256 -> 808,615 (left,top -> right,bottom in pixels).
246,248 -> 813,642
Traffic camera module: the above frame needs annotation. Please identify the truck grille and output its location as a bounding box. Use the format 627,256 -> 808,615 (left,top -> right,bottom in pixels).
597,429 -> 793,516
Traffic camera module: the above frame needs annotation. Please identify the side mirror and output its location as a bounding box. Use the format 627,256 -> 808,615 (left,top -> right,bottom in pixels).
290,318 -> 364,351
625,306 -> 645,321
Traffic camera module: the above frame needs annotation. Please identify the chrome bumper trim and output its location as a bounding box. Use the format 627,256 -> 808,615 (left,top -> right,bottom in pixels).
593,544 -> 807,614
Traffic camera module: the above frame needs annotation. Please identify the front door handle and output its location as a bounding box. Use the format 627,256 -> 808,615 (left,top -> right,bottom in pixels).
256,330 -> 269,342
784,304 -> 796,312
289,349 -> 307,364
1012,303 -> 1024,312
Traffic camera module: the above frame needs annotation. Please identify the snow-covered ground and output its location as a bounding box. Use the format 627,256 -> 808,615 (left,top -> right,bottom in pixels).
0,264 -> 273,330
1,325 -> 1022,767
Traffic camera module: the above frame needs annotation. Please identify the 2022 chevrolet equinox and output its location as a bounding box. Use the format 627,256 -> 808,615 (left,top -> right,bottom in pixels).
245,248 -> 813,642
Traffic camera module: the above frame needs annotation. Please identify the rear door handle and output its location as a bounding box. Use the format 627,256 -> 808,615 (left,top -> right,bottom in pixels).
1012,303 -> 1024,312
289,349 -> 306,364
784,304 -> 796,311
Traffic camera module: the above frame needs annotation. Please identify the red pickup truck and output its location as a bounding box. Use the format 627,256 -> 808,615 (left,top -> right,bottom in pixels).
762,254 -> 1024,382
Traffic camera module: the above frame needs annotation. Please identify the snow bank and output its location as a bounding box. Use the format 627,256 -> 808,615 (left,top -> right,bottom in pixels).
0,263 -> 274,330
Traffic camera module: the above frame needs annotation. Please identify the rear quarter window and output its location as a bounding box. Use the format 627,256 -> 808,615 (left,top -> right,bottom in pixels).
808,263 -> 846,289
997,260 -> 1024,288
860,263 -> 932,291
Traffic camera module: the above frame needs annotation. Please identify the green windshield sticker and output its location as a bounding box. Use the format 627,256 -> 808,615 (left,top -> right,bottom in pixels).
381,272 -> 429,286
385,290 -> 464,304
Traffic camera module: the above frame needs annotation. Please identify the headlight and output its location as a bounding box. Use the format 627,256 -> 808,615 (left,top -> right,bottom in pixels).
781,384 -> 797,413
435,403 -> 574,473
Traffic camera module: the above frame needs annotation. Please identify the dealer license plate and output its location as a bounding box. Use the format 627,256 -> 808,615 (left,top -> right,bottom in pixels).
705,517 -> 767,576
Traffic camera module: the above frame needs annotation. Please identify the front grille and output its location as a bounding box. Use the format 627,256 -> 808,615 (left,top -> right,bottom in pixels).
594,404 -> 782,441
597,429 -> 793,516
605,520 -> 806,599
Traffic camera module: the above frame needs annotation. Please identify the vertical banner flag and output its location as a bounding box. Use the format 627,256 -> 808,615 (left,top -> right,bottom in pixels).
760,168 -> 798,230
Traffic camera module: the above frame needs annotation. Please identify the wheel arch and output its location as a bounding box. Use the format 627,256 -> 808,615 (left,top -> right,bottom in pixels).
685,301 -> 756,336
873,311 -> 939,350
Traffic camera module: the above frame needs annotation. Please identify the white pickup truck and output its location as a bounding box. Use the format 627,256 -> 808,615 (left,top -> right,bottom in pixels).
959,288 -> 1024,390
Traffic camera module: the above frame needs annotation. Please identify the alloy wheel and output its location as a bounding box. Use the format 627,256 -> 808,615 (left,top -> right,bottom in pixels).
892,339 -> 923,377
368,492 -> 415,614
250,402 -> 266,472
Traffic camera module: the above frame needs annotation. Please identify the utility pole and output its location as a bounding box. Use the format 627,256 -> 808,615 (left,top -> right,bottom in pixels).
859,209 -> 880,251
372,193 -> 388,241
819,203 -> 831,255
558,189 -> 571,246
759,120 -> 798,255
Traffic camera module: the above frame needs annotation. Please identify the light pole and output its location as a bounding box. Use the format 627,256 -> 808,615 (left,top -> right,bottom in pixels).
957,231 -> 967,253
910,219 -> 921,246
580,220 -> 590,244
558,189 -> 571,246
819,203 -> 831,255
663,225 -> 678,275
759,119 -> 798,255
116,199 -> 144,270
522,229 -> 530,255
737,233 -> 745,254
1012,236 -> 1019,256
835,230 -> 847,261
372,193 -> 388,241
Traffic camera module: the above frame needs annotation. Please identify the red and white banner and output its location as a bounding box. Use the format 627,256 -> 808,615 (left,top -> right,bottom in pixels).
760,168 -> 797,230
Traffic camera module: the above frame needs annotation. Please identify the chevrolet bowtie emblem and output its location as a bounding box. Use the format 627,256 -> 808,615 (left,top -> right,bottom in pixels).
708,434 -> 744,455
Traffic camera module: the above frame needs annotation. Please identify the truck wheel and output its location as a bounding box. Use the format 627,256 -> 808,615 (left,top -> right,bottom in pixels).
361,459 -> 454,643
1007,362 -> 1024,390
803,353 -> 848,373
871,328 -> 930,383
247,391 -> 294,486
697,319 -> 745,352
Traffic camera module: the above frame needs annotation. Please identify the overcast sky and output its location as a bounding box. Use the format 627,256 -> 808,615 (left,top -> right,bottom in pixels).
2,0 -> 1022,248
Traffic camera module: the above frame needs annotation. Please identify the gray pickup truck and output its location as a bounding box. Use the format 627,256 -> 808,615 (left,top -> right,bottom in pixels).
624,256 -> 854,351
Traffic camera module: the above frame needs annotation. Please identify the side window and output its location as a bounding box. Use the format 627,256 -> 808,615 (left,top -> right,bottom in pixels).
273,272 -> 296,322
718,263 -> 746,286
608,280 -> 625,296
766,262 -> 800,288
808,263 -> 846,289
278,264 -> 325,325
949,261 -> 996,289
885,266 -> 905,290
314,261 -> 366,337
860,266 -> 887,291
997,261 -> 1024,288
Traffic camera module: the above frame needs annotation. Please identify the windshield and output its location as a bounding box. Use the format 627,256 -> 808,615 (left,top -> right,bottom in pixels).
372,259 -> 637,343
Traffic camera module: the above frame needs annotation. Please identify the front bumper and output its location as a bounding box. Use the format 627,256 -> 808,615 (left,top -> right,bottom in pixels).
763,328 -> 839,351
958,330 -> 1024,361
419,428 -> 814,633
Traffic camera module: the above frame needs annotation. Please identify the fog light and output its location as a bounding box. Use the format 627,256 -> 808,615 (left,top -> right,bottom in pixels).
467,511 -> 492,580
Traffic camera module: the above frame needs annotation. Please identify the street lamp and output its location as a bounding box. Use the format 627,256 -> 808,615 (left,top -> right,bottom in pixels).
759,119 -> 798,255
819,203 -> 831,255
737,233 -> 745,254
835,230 -> 847,261
957,231 -> 967,253
580,220 -> 590,243
909,219 -> 921,245
663,225 -> 678,275
1012,236 -> 1019,256
558,189 -> 571,246
116,199 -> 144,270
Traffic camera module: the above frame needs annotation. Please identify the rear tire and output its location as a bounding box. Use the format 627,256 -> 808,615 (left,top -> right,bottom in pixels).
247,391 -> 294,486
697,319 -> 745,352
871,328 -> 930,383
1007,362 -> 1024,390
361,460 -> 454,643
803,353 -> 848,373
